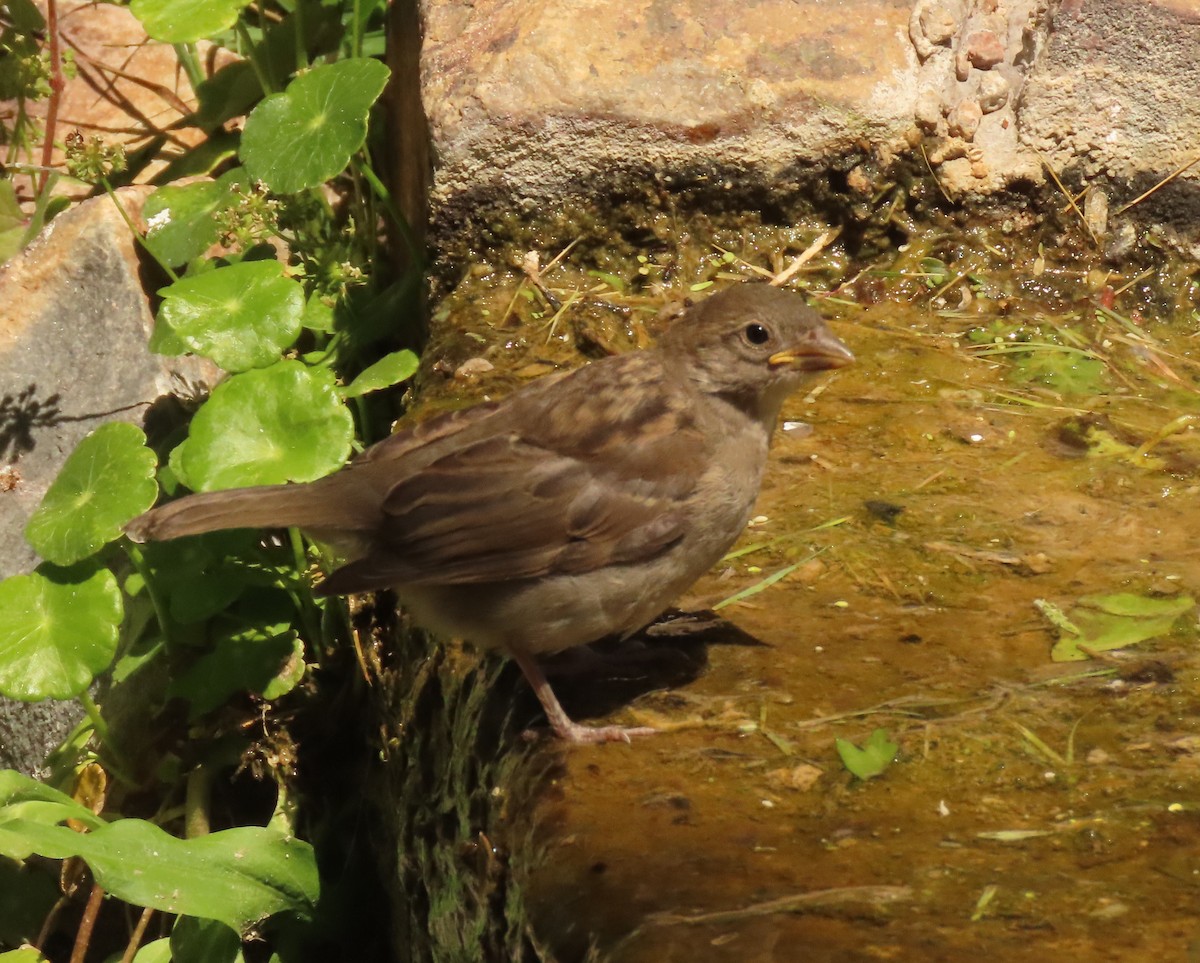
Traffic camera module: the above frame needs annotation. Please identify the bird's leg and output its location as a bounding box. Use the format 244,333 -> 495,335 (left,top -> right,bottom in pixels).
508,649 -> 657,744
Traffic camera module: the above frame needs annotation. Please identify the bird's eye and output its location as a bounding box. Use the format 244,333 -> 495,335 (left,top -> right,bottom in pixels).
743,322 -> 771,346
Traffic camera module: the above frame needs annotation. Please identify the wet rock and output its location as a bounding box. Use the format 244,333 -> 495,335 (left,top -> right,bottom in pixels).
454,357 -> 495,379
1084,186 -> 1109,239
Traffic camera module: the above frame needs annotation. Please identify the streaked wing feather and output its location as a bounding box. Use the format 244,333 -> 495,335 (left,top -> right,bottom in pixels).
324,357 -> 708,591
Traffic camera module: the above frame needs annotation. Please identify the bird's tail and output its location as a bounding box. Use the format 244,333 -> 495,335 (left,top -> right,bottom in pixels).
125,480 -> 367,543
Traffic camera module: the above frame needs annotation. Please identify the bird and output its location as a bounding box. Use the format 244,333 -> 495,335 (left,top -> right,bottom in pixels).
126,283 -> 853,743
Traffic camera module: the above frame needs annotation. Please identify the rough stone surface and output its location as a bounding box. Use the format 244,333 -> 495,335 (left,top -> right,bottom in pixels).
0,189 -> 216,774
412,0 -> 1200,253
1019,0 -> 1200,253
419,0 -> 924,249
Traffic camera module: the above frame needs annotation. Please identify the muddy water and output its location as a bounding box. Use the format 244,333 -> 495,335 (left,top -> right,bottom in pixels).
497,259 -> 1200,961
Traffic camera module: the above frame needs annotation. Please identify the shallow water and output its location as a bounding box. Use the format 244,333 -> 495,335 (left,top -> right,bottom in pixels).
466,243 -> 1200,961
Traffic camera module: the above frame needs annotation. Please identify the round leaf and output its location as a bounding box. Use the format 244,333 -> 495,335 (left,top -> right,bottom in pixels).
25,422 -> 158,565
170,361 -> 353,491
0,566 -> 122,700
240,59 -> 391,194
142,170 -> 244,267
157,261 -> 304,372
170,620 -> 304,719
130,0 -> 248,43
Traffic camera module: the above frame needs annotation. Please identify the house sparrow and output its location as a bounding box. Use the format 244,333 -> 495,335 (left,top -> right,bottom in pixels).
127,283 -> 853,743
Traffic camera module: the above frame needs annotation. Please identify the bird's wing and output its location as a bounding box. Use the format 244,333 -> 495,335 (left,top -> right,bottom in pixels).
318,355 -> 707,593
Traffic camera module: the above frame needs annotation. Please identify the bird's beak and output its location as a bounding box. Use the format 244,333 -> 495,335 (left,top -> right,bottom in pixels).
769,327 -> 855,371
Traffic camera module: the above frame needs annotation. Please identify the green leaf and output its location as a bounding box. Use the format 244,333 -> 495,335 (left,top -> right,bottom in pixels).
170,617 -> 304,719
300,294 -> 335,333
0,771 -> 105,842
140,532 -> 284,625
1048,592 -> 1195,661
4,0 -> 45,32
339,349 -> 419,399
1010,349 -> 1105,396
241,59 -> 391,194
170,360 -> 354,491
131,938 -> 173,963
1,819 -> 318,933
0,859 -> 59,951
0,949 -> 49,963
25,422 -> 158,565
157,261 -> 304,372
130,0 -> 248,43
143,170 -> 244,267
0,179 -> 25,266
836,729 -> 898,780
171,916 -> 244,963
0,565 -> 122,701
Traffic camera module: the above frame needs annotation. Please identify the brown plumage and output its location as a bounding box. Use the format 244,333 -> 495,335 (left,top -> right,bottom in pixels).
126,283 -> 853,743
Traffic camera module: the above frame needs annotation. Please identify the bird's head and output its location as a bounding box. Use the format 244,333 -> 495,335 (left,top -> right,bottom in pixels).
661,284 -> 854,424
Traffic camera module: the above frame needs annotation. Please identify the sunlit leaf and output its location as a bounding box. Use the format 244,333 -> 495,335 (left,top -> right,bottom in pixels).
0,179 -> 25,265
25,422 -> 158,565
1,819 -> 318,932
0,948 -> 48,962
241,59 -> 390,194
170,916 -> 243,963
340,349 -> 419,398
0,565 -> 122,701
143,170 -> 245,267
170,360 -> 354,491
1048,592 -> 1195,661
130,0 -> 248,43
131,939 -> 173,963
836,729 -> 898,780
157,261 -> 304,372
0,772 -> 106,862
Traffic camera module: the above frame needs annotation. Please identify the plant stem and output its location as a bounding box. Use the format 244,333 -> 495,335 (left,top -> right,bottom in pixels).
79,691 -> 139,788
125,542 -> 172,648
184,764 -> 213,838
100,176 -> 179,282
287,528 -> 324,644
173,42 -> 206,93
293,0 -> 309,70
358,159 -> 423,267
69,882 -> 106,963
38,0 -> 64,196
79,691 -> 111,746
119,906 -> 156,963
237,18 -> 276,94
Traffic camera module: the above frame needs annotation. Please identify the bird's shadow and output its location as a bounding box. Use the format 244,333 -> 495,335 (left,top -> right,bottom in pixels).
527,608 -> 768,725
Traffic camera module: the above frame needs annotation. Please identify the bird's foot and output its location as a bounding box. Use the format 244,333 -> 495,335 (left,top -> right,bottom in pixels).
510,648 -> 658,745
553,720 -> 657,744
